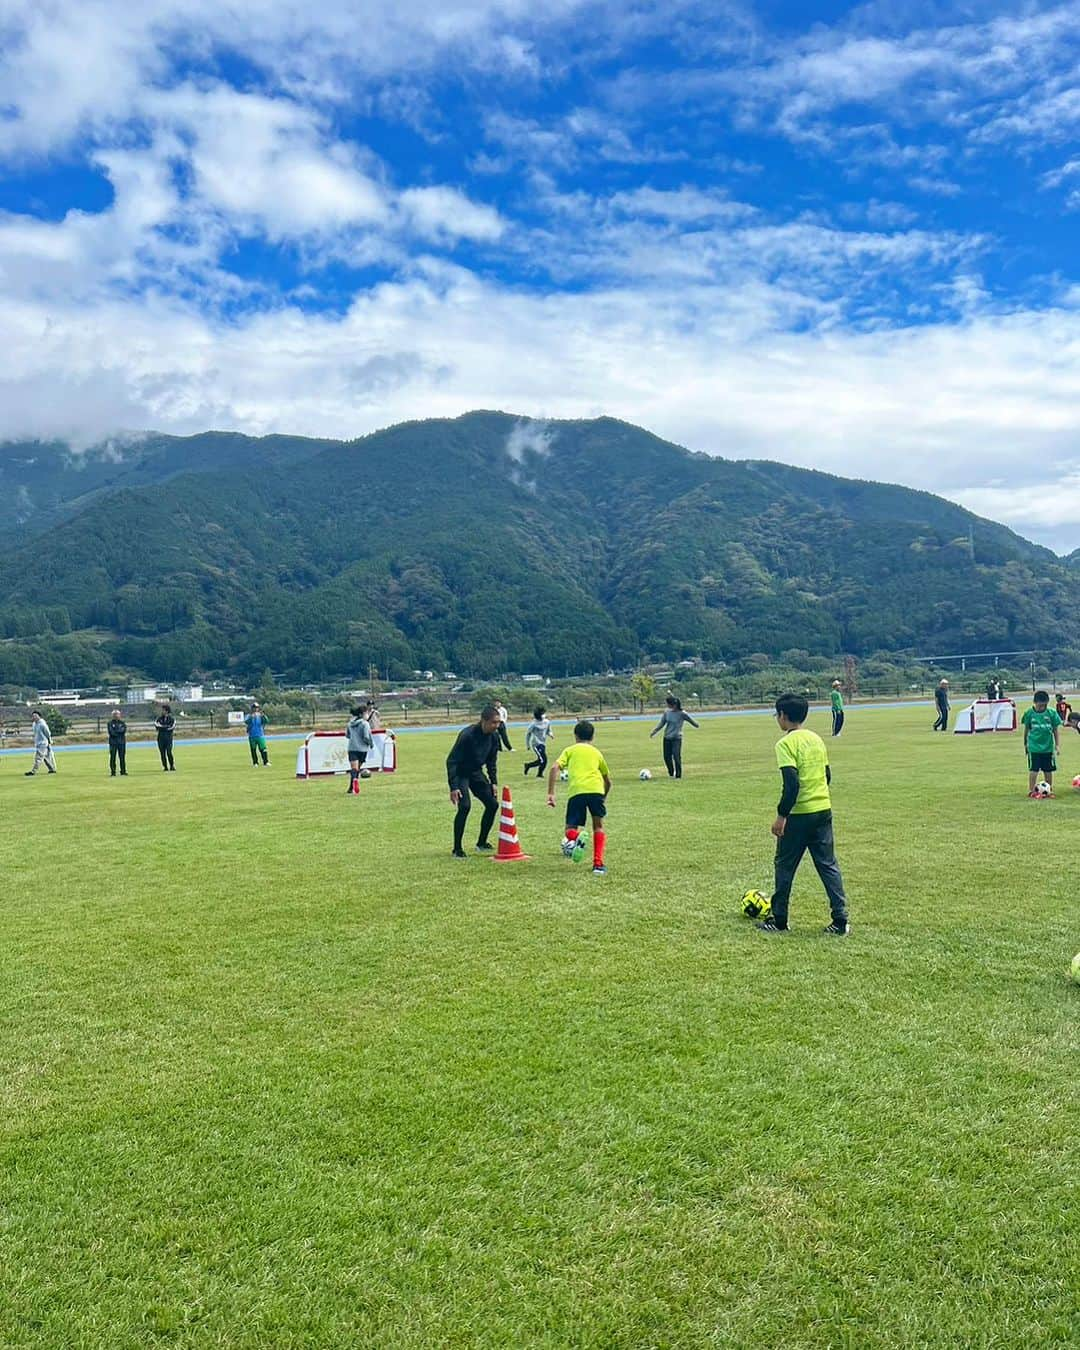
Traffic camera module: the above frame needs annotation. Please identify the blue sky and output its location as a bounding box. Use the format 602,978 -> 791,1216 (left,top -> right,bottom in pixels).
1,0 -> 1079,545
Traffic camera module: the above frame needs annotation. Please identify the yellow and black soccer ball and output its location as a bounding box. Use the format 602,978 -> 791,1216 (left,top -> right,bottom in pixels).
741,889 -> 771,920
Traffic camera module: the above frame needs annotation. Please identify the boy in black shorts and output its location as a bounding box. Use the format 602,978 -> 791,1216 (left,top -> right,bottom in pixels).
1022,690 -> 1062,797
546,720 -> 612,874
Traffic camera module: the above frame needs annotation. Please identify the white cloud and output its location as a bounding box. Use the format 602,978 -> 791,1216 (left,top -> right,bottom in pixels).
4,263 -> 1080,537
153,85 -> 390,239
0,0 -> 591,159
506,418 -> 554,462
398,187 -> 505,242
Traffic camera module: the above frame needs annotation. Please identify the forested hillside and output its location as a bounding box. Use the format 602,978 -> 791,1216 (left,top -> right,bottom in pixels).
0,412 -> 1071,685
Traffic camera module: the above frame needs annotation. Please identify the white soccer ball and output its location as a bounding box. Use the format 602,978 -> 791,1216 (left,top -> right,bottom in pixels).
559,769 -> 569,782
1035,780 -> 1053,798
639,768 -> 652,781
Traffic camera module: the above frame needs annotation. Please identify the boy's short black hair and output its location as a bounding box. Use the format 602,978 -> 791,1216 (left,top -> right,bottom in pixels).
775,693 -> 809,724
1034,690 -> 1050,704
574,720 -> 595,741
480,703 -> 499,722
351,706 -> 364,718
533,705 -> 545,720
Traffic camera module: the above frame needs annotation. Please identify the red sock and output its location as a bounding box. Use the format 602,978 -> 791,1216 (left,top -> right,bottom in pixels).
565,828 -> 579,844
593,830 -> 606,866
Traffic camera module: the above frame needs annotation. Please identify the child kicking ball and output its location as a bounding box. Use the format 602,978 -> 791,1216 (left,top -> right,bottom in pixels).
547,720 -> 611,875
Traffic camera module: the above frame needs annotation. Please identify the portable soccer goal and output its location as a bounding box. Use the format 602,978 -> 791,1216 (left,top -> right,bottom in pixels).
294,729 -> 398,777
953,699 -> 1016,734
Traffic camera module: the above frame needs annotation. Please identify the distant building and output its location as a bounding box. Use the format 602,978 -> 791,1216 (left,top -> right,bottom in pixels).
522,674 -> 543,684
175,684 -> 204,702
127,685 -> 158,703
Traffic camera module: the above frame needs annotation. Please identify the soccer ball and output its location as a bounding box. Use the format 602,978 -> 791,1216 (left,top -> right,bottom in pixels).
741,889 -> 771,920
1035,780 -> 1053,798
1071,775 -> 1080,790
559,769 -> 569,782
639,769 -> 653,781
359,768 -> 372,779
1072,953 -> 1080,984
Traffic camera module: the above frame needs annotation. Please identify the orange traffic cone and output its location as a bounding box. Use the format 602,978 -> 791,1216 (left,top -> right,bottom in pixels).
492,785 -> 531,862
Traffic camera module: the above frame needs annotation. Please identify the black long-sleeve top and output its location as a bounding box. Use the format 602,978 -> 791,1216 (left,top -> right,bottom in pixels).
107,718 -> 127,743
446,723 -> 499,790
155,713 -> 175,738
934,687 -> 950,710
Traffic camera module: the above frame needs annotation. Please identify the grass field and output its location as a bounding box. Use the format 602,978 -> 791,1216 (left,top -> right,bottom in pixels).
2,706 -> 1077,1348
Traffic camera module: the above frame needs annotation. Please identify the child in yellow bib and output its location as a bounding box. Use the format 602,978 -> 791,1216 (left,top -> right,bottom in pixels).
547,721 -> 612,874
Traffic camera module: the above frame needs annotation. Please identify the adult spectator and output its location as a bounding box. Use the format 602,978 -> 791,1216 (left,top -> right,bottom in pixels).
494,701 -> 513,751
446,704 -> 501,858
244,703 -> 270,766
24,710 -> 57,776
155,703 -> 176,771
107,709 -> 128,777
932,679 -> 950,732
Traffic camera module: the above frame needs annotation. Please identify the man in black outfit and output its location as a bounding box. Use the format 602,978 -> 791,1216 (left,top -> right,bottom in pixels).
932,679 -> 950,732
107,708 -> 128,776
446,705 -> 501,858
155,702 -> 176,770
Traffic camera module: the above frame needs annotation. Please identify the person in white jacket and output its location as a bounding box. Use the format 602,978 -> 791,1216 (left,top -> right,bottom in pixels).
25,710 -> 57,776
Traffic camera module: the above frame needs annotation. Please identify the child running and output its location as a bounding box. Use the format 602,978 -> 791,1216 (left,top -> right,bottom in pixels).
756,693 -> 850,936
346,705 -> 374,795
547,720 -> 611,875
523,706 -> 555,778
1022,690 -> 1062,798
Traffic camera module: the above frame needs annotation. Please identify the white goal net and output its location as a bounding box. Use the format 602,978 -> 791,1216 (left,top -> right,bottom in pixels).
294,729 -> 398,776
953,699 -> 1016,734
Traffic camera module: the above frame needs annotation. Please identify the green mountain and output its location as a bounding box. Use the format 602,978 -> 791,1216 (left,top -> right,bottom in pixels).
0,411 -> 1071,685
0,431 -> 332,542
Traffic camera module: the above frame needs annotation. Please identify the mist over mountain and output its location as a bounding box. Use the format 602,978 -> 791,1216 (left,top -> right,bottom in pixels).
0,412 -> 1071,686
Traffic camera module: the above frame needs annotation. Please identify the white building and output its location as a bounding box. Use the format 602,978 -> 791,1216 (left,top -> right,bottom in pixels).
175,684 -> 204,702
127,685 -> 159,703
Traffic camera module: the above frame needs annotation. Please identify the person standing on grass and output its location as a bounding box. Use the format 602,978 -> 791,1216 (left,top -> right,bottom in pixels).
244,702 -> 270,767
649,694 -> 699,779
24,710 -> 57,776
155,703 -> 176,771
932,679 -> 950,732
547,720 -> 612,875
494,701 -> 513,751
363,701 -> 383,732
107,709 -> 128,777
446,704 -> 501,858
346,705 -> 373,795
830,680 -> 845,737
1055,692 -> 1071,725
1022,690 -> 1062,798
756,693 -> 850,937
523,705 -> 555,778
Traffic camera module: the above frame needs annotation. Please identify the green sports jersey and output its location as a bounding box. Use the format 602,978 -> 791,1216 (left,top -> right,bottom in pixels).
1021,706 -> 1061,754
775,728 -> 831,814
831,689 -> 844,711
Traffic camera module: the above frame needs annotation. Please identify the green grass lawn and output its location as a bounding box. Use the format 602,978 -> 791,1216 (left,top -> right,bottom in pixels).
1,707 -> 1077,1348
